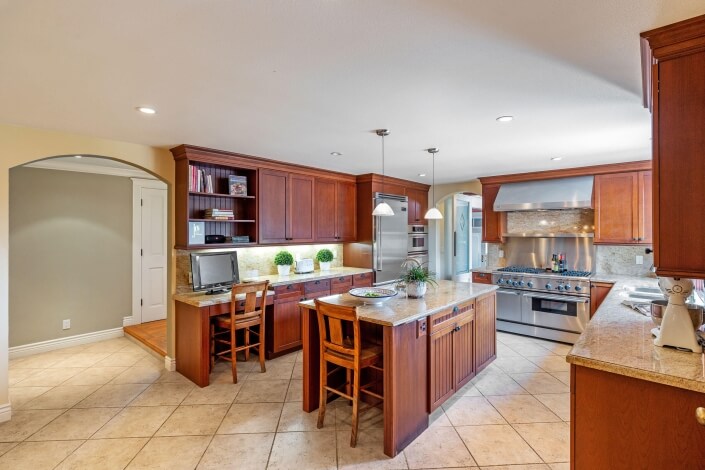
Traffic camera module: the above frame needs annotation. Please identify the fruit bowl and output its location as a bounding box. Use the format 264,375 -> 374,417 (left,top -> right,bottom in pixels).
348,287 -> 397,304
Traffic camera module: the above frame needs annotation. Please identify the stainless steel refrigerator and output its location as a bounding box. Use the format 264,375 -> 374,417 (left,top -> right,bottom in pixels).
372,194 -> 409,285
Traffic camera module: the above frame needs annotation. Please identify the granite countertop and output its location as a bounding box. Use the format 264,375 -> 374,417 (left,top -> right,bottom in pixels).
567,275 -> 705,393
243,266 -> 373,287
299,280 -> 498,327
174,290 -> 275,307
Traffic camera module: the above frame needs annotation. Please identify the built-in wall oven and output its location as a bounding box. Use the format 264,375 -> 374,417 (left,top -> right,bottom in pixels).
408,225 -> 428,254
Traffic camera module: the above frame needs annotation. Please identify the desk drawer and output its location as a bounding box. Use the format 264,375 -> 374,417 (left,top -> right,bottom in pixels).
353,272 -> 373,287
274,283 -> 304,296
274,291 -> 305,304
304,279 -> 330,294
471,272 -> 492,284
330,275 -> 353,294
428,299 -> 475,335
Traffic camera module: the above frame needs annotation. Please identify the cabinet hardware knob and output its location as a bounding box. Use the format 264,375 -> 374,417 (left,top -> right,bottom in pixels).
697,407 -> 705,426
287,285 -> 292,290
315,280 -> 320,284
452,306 -> 459,313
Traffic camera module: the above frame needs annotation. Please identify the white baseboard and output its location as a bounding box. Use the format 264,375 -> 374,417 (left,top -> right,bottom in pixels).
164,356 -> 176,372
0,403 -> 11,423
123,316 -> 138,327
9,327 -> 124,359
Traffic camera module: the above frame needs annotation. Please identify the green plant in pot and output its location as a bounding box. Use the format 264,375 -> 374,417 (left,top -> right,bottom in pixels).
274,250 -> 294,276
401,265 -> 437,299
315,248 -> 334,271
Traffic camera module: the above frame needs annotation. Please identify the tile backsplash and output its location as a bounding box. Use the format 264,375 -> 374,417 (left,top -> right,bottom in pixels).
176,244 -> 344,293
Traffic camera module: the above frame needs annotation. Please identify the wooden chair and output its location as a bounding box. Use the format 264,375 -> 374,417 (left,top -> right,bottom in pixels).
314,299 -> 383,447
211,280 -> 269,383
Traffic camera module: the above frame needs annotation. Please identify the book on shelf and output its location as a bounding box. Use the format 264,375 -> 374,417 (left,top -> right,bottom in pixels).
204,208 -> 235,220
229,175 -> 248,196
188,165 -> 214,193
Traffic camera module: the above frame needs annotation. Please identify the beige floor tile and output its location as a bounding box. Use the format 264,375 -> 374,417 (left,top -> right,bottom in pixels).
9,386 -> 52,409
487,395 -> 562,424
550,372 -> 571,386
157,370 -> 196,384
129,382 -> 194,406
22,384 -> 100,410
0,443 -> 17,457
496,333 -> 537,345
56,437 -> 148,470
28,407 -> 118,441
15,367 -> 84,387
292,362 -> 303,379
126,435 -> 211,470
514,422 -> 570,463
404,425 -> 475,469
334,401 -> 384,430
267,431 -> 337,470
285,379 -> 303,402
0,409 -> 64,442
235,379 -> 289,403
268,352 -> 298,364
62,366 -> 129,386
217,402 -> 283,434
534,393 -> 570,421
0,440 -> 83,469
93,405 -> 176,438
209,367 -> 249,384
548,463 -> 570,470
457,382 -> 482,396
111,366 -> 163,385
76,383 -> 149,408
247,360 -> 294,381
182,383 -> 240,405
197,433 -> 274,469
134,355 -> 164,368
472,371 -> 528,396
8,369 -> 41,386
337,428 -> 407,470
496,343 -> 522,357
95,351 -> 146,367
510,373 -> 570,394
156,404 -> 229,436
442,396 -> 506,426
479,465 -> 549,470
277,401 -> 335,432
429,407 -> 453,427
51,352 -> 112,368
82,337 -> 132,353
11,353 -> 73,370
492,357 -> 543,374
507,343 -> 555,357
456,424 -> 542,467
528,356 -> 571,373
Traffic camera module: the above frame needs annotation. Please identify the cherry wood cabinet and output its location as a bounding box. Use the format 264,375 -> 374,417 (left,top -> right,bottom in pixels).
330,275 -> 353,294
315,178 -> 357,242
480,184 -> 505,243
474,293 -> 497,373
352,272 -> 373,287
642,15 -> 705,278
259,169 -> 314,244
406,188 -> 429,225
594,171 -> 652,245
471,271 -> 492,285
589,281 -> 614,318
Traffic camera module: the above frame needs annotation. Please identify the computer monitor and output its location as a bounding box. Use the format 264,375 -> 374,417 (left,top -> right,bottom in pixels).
190,252 -> 239,295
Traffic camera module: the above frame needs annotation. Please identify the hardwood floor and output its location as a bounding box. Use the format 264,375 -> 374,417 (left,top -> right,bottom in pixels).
124,320 -> 167,357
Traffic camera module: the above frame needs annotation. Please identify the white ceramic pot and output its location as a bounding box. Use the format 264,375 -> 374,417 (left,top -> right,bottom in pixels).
406,281 -> 427,299
277,265 -> 291,276
319,261 -> 331,271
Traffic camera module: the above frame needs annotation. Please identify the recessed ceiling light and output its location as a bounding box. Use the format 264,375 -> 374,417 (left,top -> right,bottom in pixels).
551,157 -> 562,161
74,155 -> 82,159
137,106 -> 157,114
418,173 -> 426,177
330,152 -> 342,156
496,115 -> 514,122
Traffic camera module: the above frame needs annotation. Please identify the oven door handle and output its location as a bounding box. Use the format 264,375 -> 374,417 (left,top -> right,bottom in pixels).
523,293 -> 589,303
497,289 -> 523,295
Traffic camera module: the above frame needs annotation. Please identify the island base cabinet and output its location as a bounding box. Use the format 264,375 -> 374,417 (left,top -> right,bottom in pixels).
267,294 -> 303,358
571,365 -> 705,469
474,292 -> 497,373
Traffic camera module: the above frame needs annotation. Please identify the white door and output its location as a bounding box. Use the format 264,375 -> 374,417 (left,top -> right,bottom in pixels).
140,187 -> 167,322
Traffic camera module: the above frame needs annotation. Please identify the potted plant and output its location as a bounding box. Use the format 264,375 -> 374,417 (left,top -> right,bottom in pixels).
315,248 -> 334,271
401,265 -> 437,298
274,250 -> 294,276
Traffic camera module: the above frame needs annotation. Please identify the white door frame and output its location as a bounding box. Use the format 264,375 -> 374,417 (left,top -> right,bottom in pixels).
129,178 -> 167,326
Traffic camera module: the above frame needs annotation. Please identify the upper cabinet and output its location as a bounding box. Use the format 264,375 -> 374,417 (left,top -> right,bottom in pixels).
259,169 -> 314,244
594,171 -> 652,245
480,184 -> 504,243
315,178 -> 357,242
406,188 -> 429,225
642,15 -> 705,278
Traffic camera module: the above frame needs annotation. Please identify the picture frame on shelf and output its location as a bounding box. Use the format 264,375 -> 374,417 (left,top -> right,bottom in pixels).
189,221 -> 205,245
229,175 -> 248,196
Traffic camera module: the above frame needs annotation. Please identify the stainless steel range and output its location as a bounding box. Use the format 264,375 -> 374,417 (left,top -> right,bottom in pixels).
492,266 -> 591,344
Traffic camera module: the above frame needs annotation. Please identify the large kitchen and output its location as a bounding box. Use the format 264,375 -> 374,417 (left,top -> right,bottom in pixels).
1,2 -> 705,469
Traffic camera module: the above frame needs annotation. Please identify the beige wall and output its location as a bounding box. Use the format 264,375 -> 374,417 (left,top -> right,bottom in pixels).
431,180 -> 482,206
0,123 -> 174,412
9,167 -> 133,347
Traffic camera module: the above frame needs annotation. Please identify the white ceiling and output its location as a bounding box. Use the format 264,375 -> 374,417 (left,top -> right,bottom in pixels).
1,1 -> 704,184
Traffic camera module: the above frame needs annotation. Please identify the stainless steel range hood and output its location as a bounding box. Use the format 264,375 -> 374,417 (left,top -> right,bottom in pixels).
493,176 -> 594,211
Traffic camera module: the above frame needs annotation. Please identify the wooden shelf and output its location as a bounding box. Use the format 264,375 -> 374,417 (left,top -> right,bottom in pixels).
189,191 -> 255,199
189,219 -> 256,223
176,243 -> 257,250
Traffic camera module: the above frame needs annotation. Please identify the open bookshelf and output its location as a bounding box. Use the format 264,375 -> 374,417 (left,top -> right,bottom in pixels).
175,156 -> 258,249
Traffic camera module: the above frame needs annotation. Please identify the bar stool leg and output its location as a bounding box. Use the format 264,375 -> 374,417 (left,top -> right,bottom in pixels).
258,324 -> 266,373
350,368 -> 360,447
231,322 -> 238,384
244,328 -> 250,362
317,357 -> 327,429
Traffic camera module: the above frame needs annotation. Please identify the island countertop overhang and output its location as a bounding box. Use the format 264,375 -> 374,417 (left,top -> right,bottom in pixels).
299,280 -> 498,326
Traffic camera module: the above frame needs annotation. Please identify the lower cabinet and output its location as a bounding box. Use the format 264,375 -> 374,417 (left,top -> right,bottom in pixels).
474,293 -> 497,373
353,272 -> 373,287
330,275 -> 353,294
589,281 -> 614,318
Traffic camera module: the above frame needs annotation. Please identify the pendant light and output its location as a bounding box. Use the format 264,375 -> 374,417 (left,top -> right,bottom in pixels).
424,147 -> 443,219
372,129 -> 394,216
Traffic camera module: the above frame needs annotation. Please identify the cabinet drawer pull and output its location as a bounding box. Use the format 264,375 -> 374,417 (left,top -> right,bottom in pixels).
287,285 -> 292,290
452,306 -> 459,314
697,407 -> 705,426
315,280 -> 320,284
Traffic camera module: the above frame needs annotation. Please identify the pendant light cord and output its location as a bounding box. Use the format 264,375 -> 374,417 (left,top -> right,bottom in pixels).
381,134 -> 385,193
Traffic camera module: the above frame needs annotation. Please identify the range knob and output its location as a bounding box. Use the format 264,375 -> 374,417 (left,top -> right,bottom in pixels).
557,285 -> 565,291
575,285 -> 582,292
545,283 -> 553,290
512,281 -> 520,287
497,279 -> 504,285
518,280 -> 525,287
527,281 -> 534,288
564,283 -> 571,290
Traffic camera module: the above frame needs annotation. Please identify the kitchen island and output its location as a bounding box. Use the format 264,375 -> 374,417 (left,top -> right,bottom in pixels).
299,280 -> 498,457
567,275 -> 705,468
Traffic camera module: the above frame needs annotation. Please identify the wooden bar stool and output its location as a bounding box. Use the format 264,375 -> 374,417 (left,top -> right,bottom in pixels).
211,280 -> 269,384
314,299 -> 383,447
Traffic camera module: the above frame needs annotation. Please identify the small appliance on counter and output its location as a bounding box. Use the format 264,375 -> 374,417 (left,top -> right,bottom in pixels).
294,258 -> 314,274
